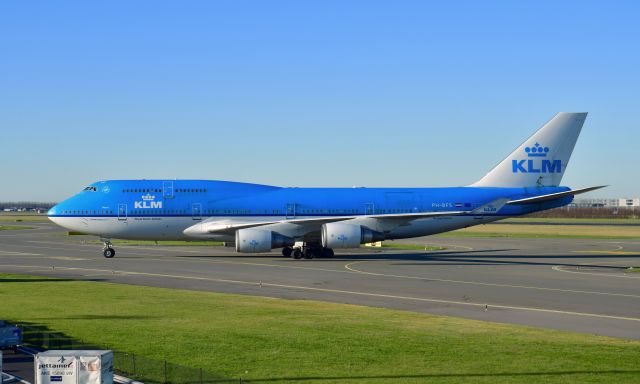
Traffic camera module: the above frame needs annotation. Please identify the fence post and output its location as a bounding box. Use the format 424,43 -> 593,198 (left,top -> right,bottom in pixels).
164,360 -> 168,384
132,354 -> 136,375
199,368 -> 203,384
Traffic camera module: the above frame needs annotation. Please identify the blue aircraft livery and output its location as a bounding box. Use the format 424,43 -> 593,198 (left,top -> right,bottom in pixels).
48,112 -> 603,259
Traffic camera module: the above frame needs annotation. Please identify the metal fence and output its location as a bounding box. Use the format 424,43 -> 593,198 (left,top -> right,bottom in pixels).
20,325 -> 242,383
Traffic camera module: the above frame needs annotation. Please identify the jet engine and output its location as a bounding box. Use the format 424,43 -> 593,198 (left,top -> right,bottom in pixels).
235,228 -> 294,253
321,223 -> 385,249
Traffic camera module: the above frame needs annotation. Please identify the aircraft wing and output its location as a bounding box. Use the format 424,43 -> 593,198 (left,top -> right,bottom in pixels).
506,186 -> 606,205
186,212 -> 460,236
185,199 -> 509,237
190,216 -> 357,235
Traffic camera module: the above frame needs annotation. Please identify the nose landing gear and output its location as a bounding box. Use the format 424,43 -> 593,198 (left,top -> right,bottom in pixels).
102,240 -> 116,258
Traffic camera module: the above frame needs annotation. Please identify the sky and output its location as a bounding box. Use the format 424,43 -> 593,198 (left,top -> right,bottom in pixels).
1,1 -> 639,201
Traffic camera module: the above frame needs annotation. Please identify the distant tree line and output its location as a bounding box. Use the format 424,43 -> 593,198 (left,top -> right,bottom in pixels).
0,201 -> 57,210
526,206 -> 639,219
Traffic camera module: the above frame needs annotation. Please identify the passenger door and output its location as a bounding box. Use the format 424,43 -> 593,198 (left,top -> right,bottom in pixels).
364,203 -> 375,215
192,203 -> 202,221
285,203 -> 296,219
118,204 -> 127,221
163,181 -> 174,199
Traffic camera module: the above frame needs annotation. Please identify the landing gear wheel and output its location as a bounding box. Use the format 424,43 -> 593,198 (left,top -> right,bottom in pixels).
293,249 -> 302,259
322,248 -> 334,258
282,247 -> 293,257
102,239 -> 115,258
303,249 -> 314,259
103,248 -> 115,258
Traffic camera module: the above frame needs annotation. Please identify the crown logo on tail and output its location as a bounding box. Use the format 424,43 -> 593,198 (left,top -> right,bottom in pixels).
525,143 -> 549,157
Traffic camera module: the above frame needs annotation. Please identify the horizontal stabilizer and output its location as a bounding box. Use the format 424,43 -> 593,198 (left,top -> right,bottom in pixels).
506,186 -> 606,205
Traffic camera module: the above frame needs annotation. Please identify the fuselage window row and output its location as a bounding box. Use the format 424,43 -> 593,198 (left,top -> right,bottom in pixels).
60,207 -> 434,216
120,188 -> 208,193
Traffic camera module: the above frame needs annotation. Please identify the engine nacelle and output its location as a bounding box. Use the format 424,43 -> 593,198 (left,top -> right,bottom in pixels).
235,229 -> 294,253
321,223 -> 385,249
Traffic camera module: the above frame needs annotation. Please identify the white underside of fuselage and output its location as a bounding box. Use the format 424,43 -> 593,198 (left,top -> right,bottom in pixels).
49,215 -> 505,243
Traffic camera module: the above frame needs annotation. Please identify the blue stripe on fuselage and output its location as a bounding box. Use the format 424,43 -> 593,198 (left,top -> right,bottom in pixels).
47,179 -> 572,218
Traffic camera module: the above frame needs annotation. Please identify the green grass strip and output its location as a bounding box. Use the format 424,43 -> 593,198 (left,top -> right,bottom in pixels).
1,273 -> 639,383
0,225 -> 33,230
435,232 -> 640,240
379,243 -> 446,251
502,217 -> 640,225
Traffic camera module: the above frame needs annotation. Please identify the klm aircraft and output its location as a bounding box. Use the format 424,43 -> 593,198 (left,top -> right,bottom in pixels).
48,113 -> 603,259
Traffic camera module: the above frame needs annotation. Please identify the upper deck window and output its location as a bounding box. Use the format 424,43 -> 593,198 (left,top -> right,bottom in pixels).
83,186 -> 97,192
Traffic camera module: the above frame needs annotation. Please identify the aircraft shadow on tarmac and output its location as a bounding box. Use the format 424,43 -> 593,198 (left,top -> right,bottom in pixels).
176,249 -> 639,270
391,254 -> 640,269
176,248 -> 514,261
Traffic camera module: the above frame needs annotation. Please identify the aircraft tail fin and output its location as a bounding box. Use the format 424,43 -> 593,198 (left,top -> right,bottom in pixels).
471,112 -> 588,188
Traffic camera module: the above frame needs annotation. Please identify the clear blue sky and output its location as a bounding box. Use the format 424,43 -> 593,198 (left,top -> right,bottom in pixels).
1,1 -> 638,201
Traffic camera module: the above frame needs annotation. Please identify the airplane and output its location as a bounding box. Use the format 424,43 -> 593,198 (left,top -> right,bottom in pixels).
47,112 -> 604,259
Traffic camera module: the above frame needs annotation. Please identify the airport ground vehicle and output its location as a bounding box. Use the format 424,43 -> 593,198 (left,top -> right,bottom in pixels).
0,320 -> 21,352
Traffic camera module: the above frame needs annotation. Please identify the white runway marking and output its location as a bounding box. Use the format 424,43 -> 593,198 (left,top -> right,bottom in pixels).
0,250 -> 42,256
26,240 -> 203,253
6,243 -> 166,257
344,261 -> 640,299
1,263 -> 639,323
552,265 -> 640,279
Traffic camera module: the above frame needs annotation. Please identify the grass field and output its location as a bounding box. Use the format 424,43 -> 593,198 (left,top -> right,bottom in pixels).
2,273 -> 639,383
501,217 -> 640,225
439,223 -> 640,239
0,225 -> 33,230
0,213 -> 49,222
364,243 -> 446,251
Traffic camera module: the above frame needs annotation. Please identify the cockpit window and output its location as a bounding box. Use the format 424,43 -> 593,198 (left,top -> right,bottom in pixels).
83,186 -> 97,192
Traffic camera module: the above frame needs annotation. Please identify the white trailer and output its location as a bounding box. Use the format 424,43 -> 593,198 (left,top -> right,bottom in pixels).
35,350 -> 113,384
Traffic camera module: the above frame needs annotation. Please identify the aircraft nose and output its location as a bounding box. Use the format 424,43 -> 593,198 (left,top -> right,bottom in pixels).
47,204 -> 58,217
47,204 -> 62,225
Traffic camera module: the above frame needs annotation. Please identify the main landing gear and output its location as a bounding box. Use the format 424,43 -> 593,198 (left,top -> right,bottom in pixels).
102,240 -> 116,258
281,245 -> 334,260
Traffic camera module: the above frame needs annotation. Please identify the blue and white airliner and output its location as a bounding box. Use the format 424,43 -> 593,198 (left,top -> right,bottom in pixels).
48,112 -> 603,259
